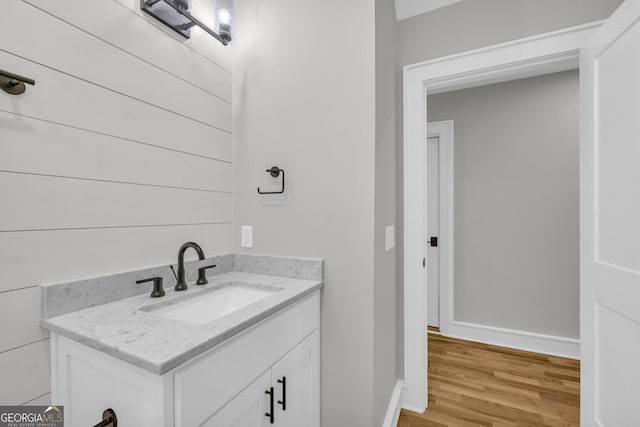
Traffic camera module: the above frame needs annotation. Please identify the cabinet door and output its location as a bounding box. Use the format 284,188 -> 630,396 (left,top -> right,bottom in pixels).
53,335 -> 163,427
201,370 -> 273,427
271,331 -> 319,427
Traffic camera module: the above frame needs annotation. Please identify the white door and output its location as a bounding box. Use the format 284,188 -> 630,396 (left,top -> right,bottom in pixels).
202,370 -> 272,427
581,1 -> 640,425
426,137 -> 440,328
271,332 -> 320,427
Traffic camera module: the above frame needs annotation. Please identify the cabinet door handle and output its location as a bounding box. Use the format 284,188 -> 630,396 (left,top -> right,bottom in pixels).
277,376 -> 287,411
265,387 -> 275,424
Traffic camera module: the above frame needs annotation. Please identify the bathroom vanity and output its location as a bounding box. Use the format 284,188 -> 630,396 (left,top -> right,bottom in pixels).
41,255 -> 323,427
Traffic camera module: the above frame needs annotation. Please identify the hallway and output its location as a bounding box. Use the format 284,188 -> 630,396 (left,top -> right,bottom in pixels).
398,334 -> 580,426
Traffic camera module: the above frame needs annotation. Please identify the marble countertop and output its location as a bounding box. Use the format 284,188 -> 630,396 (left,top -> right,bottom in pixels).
41,271 -> 322,375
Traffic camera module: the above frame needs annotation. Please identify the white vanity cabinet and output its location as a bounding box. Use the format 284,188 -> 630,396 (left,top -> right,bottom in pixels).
50,292 -> 320,427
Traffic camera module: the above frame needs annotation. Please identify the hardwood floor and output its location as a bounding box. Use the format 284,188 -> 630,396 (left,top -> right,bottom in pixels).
398,334 -> 580,426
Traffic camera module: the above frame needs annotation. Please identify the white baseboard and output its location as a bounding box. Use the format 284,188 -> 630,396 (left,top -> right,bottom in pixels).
381,380 -> 404,427
444,321 -> 580,359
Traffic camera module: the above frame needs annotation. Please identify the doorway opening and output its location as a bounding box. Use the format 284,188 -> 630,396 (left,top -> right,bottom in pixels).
409,69 -> 582,425
401,21 -> 601,413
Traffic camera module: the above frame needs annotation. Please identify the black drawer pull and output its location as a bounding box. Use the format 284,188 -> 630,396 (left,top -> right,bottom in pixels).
265,387 -> 275,424
277,376 -> 287,411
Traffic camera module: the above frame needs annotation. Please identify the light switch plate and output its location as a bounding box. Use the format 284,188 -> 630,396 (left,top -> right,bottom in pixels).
385,225 -> 395,251
241,226 -> 253,248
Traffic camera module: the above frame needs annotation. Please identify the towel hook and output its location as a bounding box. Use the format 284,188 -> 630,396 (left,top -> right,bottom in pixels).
0,68 -> 36,95
257,166 -> 285,195
93,408 -> 117,427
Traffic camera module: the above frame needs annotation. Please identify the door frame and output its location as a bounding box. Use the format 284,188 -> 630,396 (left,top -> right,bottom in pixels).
426,121 -> 454,333
401,21 -> 603,412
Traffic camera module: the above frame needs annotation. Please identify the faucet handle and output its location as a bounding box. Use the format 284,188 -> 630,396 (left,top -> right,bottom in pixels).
136,277 -> 165,298
196,264 -> 217,285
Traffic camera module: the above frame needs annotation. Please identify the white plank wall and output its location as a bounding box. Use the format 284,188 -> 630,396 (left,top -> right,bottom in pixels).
1,4 -> 231,130
22,393 -> 51,406
0,287 -> 47,353
0,111 -> 232,190
0,52 -> 230,161
0,0 -> 233,405
0,340 -> 51,405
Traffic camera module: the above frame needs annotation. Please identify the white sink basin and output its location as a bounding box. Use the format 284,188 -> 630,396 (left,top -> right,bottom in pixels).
147,282 -> 280,325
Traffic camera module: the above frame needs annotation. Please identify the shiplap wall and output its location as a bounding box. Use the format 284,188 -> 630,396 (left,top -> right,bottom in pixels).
0,0 -> 232,405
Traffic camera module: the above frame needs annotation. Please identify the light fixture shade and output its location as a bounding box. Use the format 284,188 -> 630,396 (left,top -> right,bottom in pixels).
214,0 -> 234,44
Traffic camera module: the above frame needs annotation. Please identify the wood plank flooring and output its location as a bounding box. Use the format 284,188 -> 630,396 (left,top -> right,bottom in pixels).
398,334 -> 580,426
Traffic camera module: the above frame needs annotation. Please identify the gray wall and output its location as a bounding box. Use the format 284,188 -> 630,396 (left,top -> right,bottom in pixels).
374,0 -> 398,425
395,0 -> 624,376
233,0 -> 380,424
428,70 -> 579,338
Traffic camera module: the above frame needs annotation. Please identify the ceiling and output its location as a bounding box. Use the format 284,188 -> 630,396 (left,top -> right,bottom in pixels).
394,0 -> 464,21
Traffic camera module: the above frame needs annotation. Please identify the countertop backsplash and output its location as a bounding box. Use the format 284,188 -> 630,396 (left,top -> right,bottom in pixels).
41,253 -> 323,319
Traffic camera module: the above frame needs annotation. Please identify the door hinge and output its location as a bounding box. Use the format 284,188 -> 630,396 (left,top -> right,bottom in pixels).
429,236 -> 438,247
423,257 -> 426,267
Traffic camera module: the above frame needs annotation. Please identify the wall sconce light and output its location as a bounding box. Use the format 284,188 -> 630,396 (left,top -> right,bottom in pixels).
141,0 -> 233,46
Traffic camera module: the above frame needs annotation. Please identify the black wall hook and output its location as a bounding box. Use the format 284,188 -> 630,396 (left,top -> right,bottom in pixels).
257,166 -> 285,194
93,408 -> 117,427
0,68 -> 35,96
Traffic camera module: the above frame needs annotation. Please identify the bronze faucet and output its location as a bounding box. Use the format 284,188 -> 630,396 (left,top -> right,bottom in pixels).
175,242 -> 216,291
